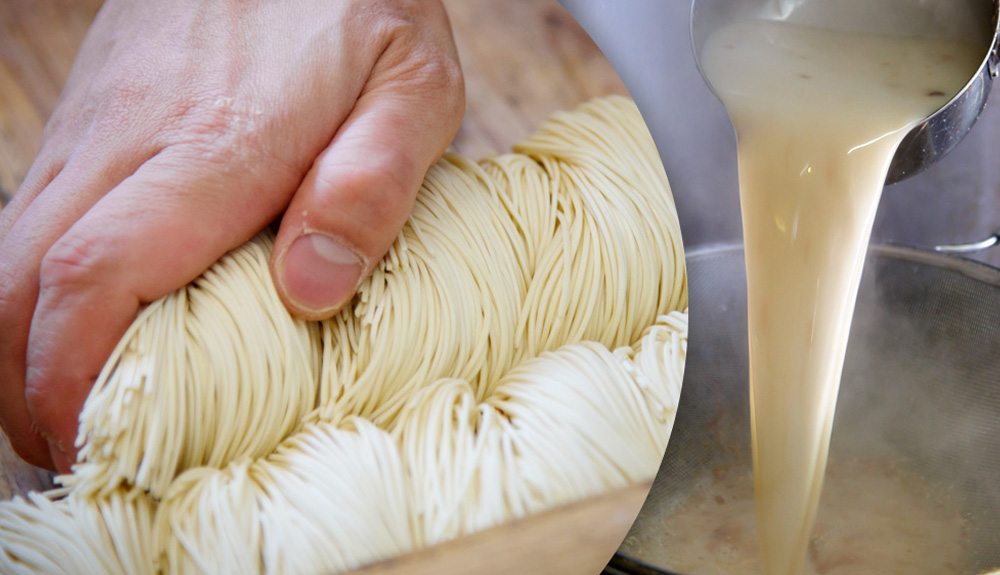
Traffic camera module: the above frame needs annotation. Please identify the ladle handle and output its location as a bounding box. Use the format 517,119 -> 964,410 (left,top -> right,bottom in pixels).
933,228 -> 1000,254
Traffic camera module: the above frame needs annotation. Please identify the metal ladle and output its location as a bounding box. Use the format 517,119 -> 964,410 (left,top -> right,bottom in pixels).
690,0 -> 1000,185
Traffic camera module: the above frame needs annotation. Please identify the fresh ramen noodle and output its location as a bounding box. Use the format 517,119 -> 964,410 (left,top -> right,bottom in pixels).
0,96 -> 688,575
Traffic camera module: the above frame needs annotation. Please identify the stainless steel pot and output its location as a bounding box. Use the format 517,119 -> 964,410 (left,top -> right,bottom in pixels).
610,244 -> 1000,575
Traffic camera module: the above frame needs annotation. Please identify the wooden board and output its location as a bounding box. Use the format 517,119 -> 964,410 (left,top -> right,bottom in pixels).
345,482 -> 651,575
0,2 -> 641,573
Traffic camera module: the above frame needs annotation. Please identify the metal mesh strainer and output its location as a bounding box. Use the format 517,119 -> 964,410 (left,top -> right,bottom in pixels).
610,244 -> 1000,575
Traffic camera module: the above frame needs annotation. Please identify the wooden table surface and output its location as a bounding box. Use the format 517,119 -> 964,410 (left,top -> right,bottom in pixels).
0,2 -> 639,573
0,0 -> 627,205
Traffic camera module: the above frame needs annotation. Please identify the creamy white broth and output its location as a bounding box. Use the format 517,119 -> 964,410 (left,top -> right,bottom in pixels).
631,456 -> 969,575
700,20 -> 980,575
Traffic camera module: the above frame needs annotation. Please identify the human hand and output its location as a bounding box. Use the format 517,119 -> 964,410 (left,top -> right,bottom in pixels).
0,0 -> 464,472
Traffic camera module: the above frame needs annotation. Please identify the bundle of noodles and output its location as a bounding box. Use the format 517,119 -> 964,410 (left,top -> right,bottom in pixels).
0,96 -> 688,575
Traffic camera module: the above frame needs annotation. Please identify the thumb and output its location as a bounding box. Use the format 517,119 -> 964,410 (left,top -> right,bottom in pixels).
272,72 -> 464,320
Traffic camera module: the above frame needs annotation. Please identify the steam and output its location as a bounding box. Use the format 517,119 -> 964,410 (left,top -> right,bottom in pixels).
835,247 -> 1000,570
620,248 -> 1000,572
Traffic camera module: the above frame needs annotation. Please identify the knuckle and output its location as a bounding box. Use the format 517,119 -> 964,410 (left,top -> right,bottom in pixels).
180,98 -> 245,141
406,49 -> 465,104
7,158 -> 63,215
325,146 -> 415,203
38,233 -> 108,295
104,76 -> 156,119
371,1 -> 461,74
367,3 -> 465,124
318,159 -> 416,232
90,62 -> 162,129
39,109 -> 78,152
367,0 -> 428,32
169,98 -> 285,176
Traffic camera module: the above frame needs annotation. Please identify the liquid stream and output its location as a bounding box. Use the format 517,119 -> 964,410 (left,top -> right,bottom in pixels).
701,20 -> 980,575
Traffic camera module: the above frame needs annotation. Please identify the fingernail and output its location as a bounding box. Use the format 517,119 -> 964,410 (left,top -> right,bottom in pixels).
279,233 -> 362,315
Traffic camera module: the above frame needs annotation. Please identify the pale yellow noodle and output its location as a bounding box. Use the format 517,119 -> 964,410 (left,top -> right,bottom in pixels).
0,96 -> 687,575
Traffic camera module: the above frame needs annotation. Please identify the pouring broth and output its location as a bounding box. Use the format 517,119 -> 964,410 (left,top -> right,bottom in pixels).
699,19 -> 980,575
631,456 -> 969,575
